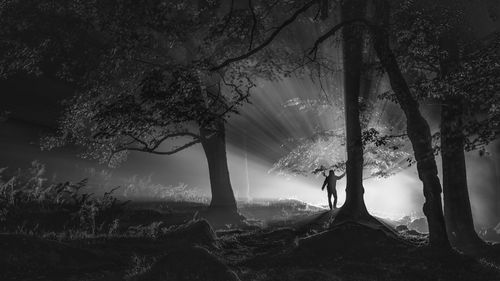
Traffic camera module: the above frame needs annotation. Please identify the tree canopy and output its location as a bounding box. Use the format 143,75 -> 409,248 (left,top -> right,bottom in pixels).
26,0 -> 301,165
389,0 -> 500,154
271,97 -> 410,179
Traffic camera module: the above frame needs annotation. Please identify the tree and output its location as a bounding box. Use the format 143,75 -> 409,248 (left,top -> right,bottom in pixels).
213,0 -> 381,220
286,0 -> 382,221
303,0 -> 453,247
48,65 -> 250,214
3,0 -> 295,219
270,0 -> 381,221
390,0 -> 500,249
368,0 -> 451,249
335,0 -> 371,220
198,0 -> 452,247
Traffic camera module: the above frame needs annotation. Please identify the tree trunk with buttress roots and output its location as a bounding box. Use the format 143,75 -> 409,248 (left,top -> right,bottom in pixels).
439,33 -> 484,249
441,97 -> 485,248
200,120 -> 237,213
336,0 -> 371,221
371,0 -> 450,249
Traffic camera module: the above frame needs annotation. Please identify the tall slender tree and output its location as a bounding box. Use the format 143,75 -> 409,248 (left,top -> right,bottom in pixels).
209,0 -> 451,246
369,0 -> 450,248
309,0 -> 375,221
391,0 -> 500,249
335,0 -> 371,220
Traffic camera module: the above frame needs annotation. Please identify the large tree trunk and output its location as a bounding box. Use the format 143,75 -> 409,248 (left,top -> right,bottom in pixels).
199,120 -> 237,213
336,0 -> 370,221
441,97 -> 485,248
439,32 -> 485,249
371,0 -> 450,249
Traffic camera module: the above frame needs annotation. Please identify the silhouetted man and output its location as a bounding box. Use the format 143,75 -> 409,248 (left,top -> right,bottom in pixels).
321,169 -> 345,210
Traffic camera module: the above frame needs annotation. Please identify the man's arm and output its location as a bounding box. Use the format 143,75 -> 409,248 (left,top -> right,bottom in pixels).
336,172 -> 346,180
321,177 -> 328,190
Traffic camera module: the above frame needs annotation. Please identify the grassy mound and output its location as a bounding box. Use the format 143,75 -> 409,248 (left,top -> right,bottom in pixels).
238,221 -> 500,281
134,246 -> 240,281
0,234 -> 117,280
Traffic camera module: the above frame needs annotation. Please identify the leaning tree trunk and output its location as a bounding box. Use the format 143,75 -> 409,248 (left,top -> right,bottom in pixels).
336,0 -> 371,221
441,97 -> 485,248
200,120 -> 237,213
371,0 -> 450,249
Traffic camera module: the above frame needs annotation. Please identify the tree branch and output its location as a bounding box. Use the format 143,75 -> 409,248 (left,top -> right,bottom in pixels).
221,0 -> 235,35
124,132 -> 150,148
115,138 -> 201,156
211,0 -> 317,71
149,132 -> 200,151
308,18 -> 369,60
248,0 -> 257,51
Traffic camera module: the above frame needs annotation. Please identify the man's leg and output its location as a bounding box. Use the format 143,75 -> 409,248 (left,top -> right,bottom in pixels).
333,190 -> 338,209
327,191 -> 333,210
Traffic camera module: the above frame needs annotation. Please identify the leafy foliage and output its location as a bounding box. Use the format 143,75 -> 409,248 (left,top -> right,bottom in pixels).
0,161 -> 127,235
14,0 -> 304,166
272,97 -> 410,178
125,254 -> 156,281
122,177 -> 209,204
390,0 -> 500,154
272,127 -> 410,178
0,0 -> 104,81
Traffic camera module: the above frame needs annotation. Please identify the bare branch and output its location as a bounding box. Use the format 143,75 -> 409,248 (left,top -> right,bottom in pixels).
117,131 -> 200,154
124,132 -> 150,148
220,0 -> 235,35
248,0 -> 257,51
149,131 -> 200,151
309,18 -> 369,60
199,75 -> 253,128
116,138 -> 201,156
132,58 -> 168,68
260,0 -> 281,22
211,0 -> 317,71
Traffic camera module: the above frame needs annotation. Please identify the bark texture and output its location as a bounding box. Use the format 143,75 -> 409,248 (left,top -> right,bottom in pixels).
336,0 -> 371,221
441,97 -> 484,248
371,0 -> 450,249
439,34 -> 484,249
200,120 -> 237,213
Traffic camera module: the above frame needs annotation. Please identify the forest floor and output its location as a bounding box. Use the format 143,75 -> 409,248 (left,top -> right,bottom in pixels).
2,199 -> 500,281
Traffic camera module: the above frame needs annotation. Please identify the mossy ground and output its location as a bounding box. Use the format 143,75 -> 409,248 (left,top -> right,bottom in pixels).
1,201 -> 499,281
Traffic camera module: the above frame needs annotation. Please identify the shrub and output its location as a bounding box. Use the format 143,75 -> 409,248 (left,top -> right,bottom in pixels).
124,254 -> 156,280
126,221 -> 170,239
76,187 -> 128,235
0,161 -> 127,236
122,176 -> 209,203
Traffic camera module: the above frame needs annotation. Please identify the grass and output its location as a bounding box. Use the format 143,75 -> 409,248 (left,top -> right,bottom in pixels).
0,161 -> 128,238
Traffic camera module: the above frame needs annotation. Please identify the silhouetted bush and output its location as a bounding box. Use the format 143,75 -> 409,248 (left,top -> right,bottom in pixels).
122,176 -> 210,204
0,161 -> 127,236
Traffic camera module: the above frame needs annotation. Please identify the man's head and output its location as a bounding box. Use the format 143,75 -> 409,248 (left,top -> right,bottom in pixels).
329,169 -> 334,175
